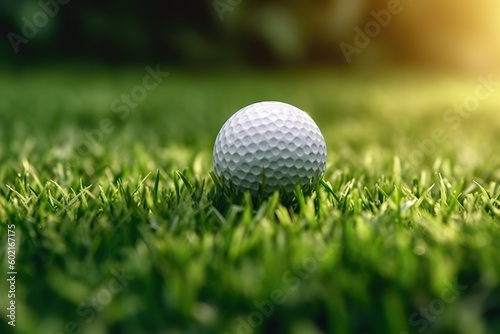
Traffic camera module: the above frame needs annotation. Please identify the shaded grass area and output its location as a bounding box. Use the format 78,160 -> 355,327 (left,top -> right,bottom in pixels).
0,67 -> 499,334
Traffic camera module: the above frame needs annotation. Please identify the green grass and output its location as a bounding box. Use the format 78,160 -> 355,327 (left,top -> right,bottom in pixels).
0,67 -> 499,334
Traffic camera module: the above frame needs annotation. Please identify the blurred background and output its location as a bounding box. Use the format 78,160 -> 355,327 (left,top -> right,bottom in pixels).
1,0 -> 500,71
1,0 -> 500,168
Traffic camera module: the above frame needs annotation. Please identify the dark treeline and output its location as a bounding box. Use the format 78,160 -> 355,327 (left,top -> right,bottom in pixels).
0,0 -> 364,66
2,0 -> 497,70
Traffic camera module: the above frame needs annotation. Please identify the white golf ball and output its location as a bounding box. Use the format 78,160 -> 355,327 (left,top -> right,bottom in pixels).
213,101 -> 327,196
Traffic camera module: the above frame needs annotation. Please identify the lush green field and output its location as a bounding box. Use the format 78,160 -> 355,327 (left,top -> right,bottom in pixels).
0,67 -> 499,334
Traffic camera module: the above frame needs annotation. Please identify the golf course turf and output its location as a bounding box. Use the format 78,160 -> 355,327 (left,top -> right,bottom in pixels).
0,67 -> 499,334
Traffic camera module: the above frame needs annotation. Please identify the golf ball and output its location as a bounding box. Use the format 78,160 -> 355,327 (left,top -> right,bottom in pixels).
213,101 -> 327,196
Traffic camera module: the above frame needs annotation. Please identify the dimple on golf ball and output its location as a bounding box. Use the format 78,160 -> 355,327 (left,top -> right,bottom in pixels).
213,101 -> 327,196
